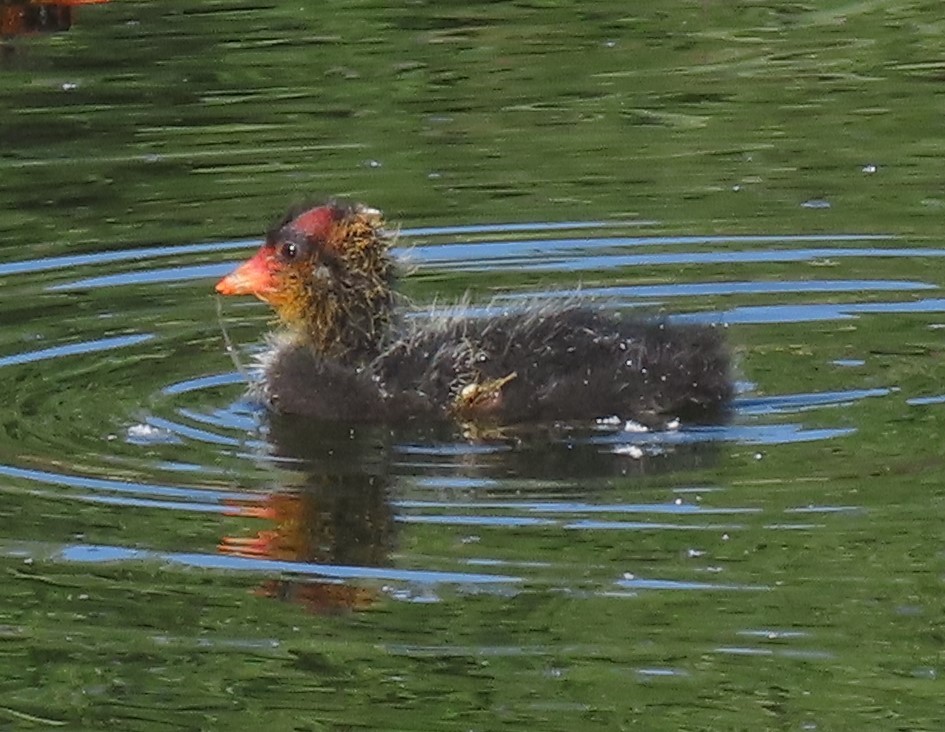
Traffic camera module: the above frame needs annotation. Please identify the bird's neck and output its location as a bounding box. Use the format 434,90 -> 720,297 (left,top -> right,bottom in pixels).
300,288 -> 394,364
295,222 -> 396,363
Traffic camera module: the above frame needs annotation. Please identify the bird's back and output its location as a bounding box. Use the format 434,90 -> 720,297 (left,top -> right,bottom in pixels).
375,306 -> 732,425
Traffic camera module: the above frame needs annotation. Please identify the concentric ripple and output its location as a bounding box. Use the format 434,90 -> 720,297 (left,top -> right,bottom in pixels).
0,219 -> 937,603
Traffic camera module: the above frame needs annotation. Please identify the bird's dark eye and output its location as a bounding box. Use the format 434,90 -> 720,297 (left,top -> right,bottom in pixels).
280,242 -> 299,260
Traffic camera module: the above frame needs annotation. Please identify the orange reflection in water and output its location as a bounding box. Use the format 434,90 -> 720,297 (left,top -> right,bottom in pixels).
220,485 -> 393,615
1,0 -> 107,37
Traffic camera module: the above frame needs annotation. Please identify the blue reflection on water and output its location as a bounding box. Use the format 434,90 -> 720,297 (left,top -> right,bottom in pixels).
0,333 -> 154,368
57,543 -> 521,586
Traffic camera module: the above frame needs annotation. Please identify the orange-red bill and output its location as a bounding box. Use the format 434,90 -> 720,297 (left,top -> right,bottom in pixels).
215,248 -> 275,298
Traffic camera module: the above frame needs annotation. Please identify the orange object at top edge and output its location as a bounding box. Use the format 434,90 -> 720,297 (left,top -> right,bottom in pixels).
28,1 -> 110,5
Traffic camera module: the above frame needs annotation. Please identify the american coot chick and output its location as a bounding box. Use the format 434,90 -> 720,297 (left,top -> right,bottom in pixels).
215,200 -> 733,426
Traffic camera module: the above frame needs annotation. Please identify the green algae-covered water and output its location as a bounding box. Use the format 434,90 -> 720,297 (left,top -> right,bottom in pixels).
2,2 -> 945,729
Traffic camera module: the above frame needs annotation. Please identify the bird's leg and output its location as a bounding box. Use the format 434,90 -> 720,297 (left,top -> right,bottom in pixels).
452,371 -> 518,420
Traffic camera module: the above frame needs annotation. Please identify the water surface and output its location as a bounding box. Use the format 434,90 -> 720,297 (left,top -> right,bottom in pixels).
2,2 -> 944,730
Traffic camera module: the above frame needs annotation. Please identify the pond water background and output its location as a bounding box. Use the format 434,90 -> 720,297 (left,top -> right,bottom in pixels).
2,2 -> 945,729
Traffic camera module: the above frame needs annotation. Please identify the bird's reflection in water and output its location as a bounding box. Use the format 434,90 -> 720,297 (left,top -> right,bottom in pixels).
220,414 -> 726,613
220,418 -> 395,614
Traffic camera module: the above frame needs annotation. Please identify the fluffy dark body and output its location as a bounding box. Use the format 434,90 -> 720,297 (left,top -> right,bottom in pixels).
218,200 -> 734,427
258,305 -> 732,425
